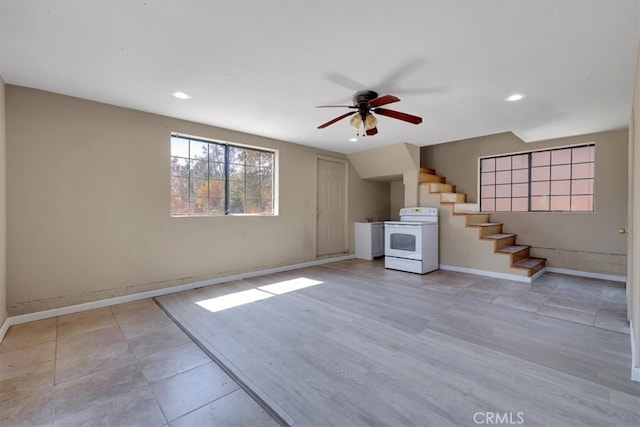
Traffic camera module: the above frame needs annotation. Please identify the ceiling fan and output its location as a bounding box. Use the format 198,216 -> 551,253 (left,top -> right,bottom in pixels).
316,90 -> 423,136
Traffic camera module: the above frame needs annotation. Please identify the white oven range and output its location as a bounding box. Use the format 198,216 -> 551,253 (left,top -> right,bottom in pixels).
384,207 -> 439,274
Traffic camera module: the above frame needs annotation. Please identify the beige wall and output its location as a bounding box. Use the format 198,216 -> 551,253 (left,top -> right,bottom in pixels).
348,142 -> 417,180
390,181 -> 404,220
348,167 -> 391,247
5,86 -> 389,315
348,142 -> 421,208
0,77 -> 6,326
349,167 -> 390,223
421,130 -> 628,275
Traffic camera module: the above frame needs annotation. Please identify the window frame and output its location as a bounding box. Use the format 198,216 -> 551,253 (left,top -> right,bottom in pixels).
170,133 -> 278,217
478,143 -> 595,213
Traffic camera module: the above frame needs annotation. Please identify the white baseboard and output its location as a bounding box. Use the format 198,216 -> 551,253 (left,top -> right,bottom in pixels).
1,254 -> 355,334
0,317 -> 9,345
188,254 -> 354,289
545,267 -> 626,283
438,264 -> 625,285
631,322 -> 640,382
529,267 -> 547,282
439,264 -> 542,283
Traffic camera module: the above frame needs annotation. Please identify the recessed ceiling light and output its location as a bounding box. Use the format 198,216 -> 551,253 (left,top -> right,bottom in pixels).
505,93 -> 525,102
349,137 -> 358,142
172,91 -> 192,100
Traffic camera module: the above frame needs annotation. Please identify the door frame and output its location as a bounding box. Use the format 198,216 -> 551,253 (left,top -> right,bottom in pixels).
630,103 -> 640,379
628,107 -> 635,322
315,155 -> 350,257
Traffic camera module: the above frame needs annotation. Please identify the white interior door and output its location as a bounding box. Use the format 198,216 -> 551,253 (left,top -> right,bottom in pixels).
317,157 -> 348,257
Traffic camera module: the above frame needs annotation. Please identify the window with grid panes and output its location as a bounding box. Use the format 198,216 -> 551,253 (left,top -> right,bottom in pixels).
480,144 -> 594,212
170,134 -> 275,216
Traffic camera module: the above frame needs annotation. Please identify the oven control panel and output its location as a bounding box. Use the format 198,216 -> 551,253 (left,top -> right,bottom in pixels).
399,207 -> 438,216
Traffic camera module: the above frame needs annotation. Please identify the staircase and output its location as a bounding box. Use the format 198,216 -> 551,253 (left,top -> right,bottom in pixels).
419,167 -> 546,280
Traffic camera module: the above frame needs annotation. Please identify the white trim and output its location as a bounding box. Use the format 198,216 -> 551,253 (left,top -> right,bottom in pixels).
529,267 -> 547,282
438,264 -> 623,284
189,255 -> 354,289
169,133 -> 280,217
478,141 -> 596,161
631,321 -> 640,382
0,255 -> 355,333
545,267 -> 626,283
0,317 -> 9,344
477,142 -> 596,214
439,264 -> 544,283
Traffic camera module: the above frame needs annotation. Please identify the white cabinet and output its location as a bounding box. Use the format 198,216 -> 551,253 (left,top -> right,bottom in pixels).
355,222 -> 385,260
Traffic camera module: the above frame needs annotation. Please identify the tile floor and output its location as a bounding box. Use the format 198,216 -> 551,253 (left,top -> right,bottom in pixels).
0,298 -> 279,426
0,268 -> 631,426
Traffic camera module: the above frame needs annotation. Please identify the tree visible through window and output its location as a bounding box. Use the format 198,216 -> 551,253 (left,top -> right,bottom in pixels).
170,135 -> 275,216
480,144 -> 595,212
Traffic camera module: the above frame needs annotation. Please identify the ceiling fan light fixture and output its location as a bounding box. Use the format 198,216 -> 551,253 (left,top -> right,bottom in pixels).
364,113 -> 377,130
316,90 -> 422,135
349,113 -> 362,129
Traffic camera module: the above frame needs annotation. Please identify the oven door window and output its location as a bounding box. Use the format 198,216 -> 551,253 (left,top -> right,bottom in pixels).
389,233 -> 416,252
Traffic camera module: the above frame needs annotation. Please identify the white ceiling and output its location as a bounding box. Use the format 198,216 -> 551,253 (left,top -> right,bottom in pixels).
1,1 -> 639,154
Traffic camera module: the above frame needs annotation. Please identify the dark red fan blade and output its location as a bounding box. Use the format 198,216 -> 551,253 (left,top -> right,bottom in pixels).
317,111 -> 357,129
366,127 -> 378,136
369,94 -> 400,108
373,108 -> 422,124
315,105 -> 357,108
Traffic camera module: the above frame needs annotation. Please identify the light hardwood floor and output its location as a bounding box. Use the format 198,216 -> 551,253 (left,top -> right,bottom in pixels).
157,259 -> 640,426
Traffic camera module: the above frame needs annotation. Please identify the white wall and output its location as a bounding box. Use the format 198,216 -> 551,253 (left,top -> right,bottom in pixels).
5,86 -> 389,315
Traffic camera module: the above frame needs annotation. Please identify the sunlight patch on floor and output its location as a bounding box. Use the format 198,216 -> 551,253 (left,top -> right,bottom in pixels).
258,277 -> 323,295
196,277 -> 323,313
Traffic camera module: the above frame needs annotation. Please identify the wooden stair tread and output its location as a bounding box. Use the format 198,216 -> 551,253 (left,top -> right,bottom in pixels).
422,165 -> 545,280
496,245 -> 530,254
420,167 -> 436,175
465,213 -> 490,225
420,173 -> 446,183
483,233 -> 516,240
425,182 -> 456,193
452,203 -> 479,214
513,257 -> 546,268
440,192 -> 467,204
